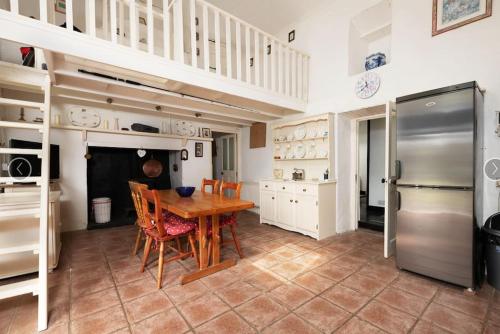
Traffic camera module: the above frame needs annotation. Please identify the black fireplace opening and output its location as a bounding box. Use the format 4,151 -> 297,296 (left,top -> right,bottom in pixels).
86,146 -> 173,230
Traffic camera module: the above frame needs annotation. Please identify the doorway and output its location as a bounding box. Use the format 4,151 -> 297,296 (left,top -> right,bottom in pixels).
357,118 -> 386,232
212,132 -> 238,182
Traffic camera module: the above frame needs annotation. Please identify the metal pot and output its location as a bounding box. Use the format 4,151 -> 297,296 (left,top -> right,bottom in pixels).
142,158 -> 163,178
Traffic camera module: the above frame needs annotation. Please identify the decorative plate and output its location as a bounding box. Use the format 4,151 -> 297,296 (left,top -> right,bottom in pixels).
286,151 -> 294,159
280,147 -> 288,160
294,144 -> 306,159
317,149 -> 328,158
68,108 -> 101,127
286,133 -> 294,141
307,128 -> 317,138
188,125 -> 196,137
294,126 -> 306,140
306,145 -> 316,159
273,169 -> 283,179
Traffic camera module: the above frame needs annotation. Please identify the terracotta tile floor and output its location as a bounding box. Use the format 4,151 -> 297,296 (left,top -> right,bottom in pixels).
1,211 -> 499,334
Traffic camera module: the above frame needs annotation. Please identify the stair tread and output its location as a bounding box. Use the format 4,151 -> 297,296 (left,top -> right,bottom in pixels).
0,278 -> 38,299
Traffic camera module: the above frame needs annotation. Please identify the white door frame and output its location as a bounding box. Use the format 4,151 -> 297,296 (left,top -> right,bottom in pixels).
210,127 -> 241,182
350,113 -> 386,231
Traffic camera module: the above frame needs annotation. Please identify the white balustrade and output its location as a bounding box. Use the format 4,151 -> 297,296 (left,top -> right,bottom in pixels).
5,0 -> 310,102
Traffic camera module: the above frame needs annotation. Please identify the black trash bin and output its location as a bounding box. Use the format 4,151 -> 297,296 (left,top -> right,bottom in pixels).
484,212 -> 500,290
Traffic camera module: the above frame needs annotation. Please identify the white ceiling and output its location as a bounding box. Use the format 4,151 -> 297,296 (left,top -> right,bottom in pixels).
205,0 -> 328,36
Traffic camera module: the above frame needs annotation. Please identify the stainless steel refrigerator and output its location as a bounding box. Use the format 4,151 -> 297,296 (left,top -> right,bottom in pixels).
395,82 -> 483,289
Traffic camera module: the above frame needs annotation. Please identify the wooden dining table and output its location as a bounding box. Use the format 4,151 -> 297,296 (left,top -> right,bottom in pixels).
157,189 -> 254,284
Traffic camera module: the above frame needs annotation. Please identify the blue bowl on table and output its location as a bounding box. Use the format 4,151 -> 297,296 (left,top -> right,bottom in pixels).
175,186 -> 195,197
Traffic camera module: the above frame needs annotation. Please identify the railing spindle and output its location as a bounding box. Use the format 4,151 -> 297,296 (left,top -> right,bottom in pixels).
129,0 -> 138,49
147,0 -> 154,54
298,53 -> 303,100
254,31 -> 260,87
225,16 -> 232,79
173,0 -> 184,63
214,10 -> 221,75
87,0 -> 95,36
202,4 -> 209,71
263,35 -> 268,89
190,0 -> 197,67
291,51 -> 297,98
271,40 -> 276,92
40,0 -> 48,23
303,57 -> 309,100
66,0 -> 74,32
245,26 -> 250,83
163,0 -> 170,59
119,1 -> 125,44
278,43 -> 283,94
285,47 -> 290,96
110,0 -> 117,43
9,0 -> 18,15
235,21 -> 242,81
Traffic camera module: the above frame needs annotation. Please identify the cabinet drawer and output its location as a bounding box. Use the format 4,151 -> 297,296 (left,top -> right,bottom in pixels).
295,183 -> 318,195
276,182 -> 293,193
260,181 -> 275,191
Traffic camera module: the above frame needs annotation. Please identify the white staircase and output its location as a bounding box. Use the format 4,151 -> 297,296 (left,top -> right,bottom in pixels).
0,63 -> 51,331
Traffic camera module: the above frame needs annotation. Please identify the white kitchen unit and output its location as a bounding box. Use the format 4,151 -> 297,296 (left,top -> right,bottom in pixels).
259,179 -> 336,240
0,190 -> 62,279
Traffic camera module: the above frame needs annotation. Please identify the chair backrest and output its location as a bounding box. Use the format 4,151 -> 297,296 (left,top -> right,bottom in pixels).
220,181 -> 242,200
201,178 -> 220,194
139,188 -> 167,237
128,181 -> 148,228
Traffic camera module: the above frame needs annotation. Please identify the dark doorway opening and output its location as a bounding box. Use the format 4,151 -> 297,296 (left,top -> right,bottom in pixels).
86,146 -> 172,230
358,119 -> 385,232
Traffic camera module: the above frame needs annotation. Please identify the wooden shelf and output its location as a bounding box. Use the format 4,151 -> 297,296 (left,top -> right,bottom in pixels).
0,278 -> 38,299
274,136 -> 329,144
274,158 -> 329,161
51,124 -> 214,142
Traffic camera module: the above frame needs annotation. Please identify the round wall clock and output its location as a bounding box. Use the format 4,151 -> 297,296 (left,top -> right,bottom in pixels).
355,72 -> 381,99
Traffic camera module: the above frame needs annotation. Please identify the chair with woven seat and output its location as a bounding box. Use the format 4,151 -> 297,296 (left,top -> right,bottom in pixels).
218,181 -> 244,258
139,188 -> 199,288
128,181 -> 149,256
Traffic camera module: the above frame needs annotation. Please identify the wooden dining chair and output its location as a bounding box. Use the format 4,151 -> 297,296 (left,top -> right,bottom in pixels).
140,188 -> 199,288
218,181 -> 244,258
201,178 -> 220,194
128,181 -> 149,256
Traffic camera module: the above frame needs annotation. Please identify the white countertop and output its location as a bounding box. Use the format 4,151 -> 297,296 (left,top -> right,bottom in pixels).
261,178 -> 337,185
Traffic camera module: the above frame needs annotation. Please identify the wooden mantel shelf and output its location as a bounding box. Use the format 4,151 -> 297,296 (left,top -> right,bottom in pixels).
51,124 -> 213,142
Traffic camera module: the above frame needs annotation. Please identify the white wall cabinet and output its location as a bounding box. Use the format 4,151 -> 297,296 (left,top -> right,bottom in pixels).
259,180 -> 336,240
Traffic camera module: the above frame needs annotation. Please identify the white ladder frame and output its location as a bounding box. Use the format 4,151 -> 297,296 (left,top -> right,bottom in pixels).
0,72 -> 51,332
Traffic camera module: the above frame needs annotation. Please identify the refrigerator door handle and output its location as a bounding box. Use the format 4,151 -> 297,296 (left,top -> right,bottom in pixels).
397,191 -> 401,211
395,160 -> 402,180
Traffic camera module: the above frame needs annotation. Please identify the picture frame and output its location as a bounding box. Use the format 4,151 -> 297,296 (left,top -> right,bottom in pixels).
180,149 -> 189,161
432,0 -> 492,36
195,142 -> 203,157
202,128 -> 212,138
55,0 -> 66,14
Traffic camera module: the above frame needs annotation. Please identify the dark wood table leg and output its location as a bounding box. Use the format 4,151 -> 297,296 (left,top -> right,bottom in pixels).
198,215 -> 208,270
211,214 -> 220,265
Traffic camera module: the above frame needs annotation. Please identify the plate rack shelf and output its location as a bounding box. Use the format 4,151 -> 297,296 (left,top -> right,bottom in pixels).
272,113 -> 335,180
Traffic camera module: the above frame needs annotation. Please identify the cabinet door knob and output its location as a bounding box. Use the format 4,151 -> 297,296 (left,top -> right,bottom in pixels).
302,189 -> 306,192
295,200 -> 298,203
282,187 -> 286,190
289,199 -> 293,203
272,197 -> 275,200
265,185 -> 268,188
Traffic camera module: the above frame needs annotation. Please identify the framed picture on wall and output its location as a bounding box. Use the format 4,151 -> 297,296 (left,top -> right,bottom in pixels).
195,142 -> 203,157
55,0 -> 66,14
432,0 -> 492,36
